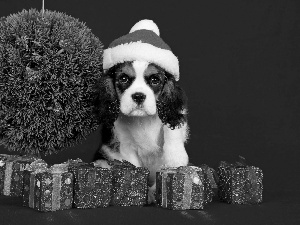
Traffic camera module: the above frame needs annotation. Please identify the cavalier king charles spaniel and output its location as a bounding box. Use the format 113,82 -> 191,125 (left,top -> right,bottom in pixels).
93,19 -> 189,203
93,60 -> 189,203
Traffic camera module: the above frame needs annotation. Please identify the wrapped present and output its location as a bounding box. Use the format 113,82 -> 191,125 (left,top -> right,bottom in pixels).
0,155 -> 39,196
110,160 -> 150,206
156,166 -> 209,210
200,164 -> 218,204
217,156 -> 263,204
22,161 -> 74,212
70,163 -> 112,208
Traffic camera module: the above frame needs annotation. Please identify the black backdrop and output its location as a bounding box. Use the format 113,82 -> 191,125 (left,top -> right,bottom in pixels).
0,0 -> 300,224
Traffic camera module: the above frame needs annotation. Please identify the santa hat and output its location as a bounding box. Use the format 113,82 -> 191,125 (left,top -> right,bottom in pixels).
103,19 -> 180,81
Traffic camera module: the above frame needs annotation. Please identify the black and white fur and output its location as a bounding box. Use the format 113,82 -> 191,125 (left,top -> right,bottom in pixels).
93,60 -> 189,203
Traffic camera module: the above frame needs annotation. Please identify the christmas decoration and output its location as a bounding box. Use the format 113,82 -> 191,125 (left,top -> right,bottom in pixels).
0,8 -> 103,155
69,163 -> 112,209
0,154 -> 39,196
103,19 -> 180,81
217,156 -> 263,204
109,160 -> 149,206
156,166 -> 203,210
100,19 -> 186,130
23,161 -> 74,212
200,164 -> 218,204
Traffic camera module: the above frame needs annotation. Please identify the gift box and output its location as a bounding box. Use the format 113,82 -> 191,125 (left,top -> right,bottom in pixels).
200,164 -> 218,205
110,160 -> 150,206
22,161 -> 74,212
70,163 -> 112,208
217,156 -> 263,204
0,155 -> 39,196
156,166 -> 211,210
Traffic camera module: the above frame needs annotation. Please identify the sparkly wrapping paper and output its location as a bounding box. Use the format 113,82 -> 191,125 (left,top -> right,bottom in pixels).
70,164 -> 112,208
156,166 -> 215,210
22,163 -> 74,212
110,160 -> 150,206
217,159 -> 263,204
0,156 -> 38,196
200,164 -> 218,205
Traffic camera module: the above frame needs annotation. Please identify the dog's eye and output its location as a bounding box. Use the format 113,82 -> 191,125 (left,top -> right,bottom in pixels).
149,74 -> 161,85
119,74 -> 130,84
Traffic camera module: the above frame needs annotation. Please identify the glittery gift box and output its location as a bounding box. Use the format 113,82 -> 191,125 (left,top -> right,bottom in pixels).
217,158 -> 263,204
22,162 -> 74,212
110,160 -> 150,206
200,164 -> 218,205
70,164 -> 112,208
156,166 -> 215,210
0,155 -> 38,196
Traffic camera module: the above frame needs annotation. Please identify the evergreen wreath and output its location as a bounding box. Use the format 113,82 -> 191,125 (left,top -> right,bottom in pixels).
0,9 -> 103,155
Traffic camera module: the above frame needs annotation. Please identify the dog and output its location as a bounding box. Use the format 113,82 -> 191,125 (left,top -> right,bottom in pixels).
93,19 -> 189,203
93,60 -> 189,203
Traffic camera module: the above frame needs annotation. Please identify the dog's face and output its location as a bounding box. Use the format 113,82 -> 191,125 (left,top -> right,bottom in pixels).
114,61 -> 166,116
94,60 -> 187,129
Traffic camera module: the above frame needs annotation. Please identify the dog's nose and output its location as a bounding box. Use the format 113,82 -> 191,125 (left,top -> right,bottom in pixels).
132,92 -> 146,104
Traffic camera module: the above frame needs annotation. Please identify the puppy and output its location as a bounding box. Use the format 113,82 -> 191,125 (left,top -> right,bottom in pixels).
93,60 -> 189,203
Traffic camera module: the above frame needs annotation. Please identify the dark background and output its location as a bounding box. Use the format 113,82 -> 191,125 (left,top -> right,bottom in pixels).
1,0 -> 300,224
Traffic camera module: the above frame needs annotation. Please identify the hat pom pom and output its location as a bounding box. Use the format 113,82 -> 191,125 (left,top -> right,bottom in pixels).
129,19 -> 160,36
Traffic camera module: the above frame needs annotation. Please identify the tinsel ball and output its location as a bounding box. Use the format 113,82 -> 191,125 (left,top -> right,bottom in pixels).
0,9 -> 103,155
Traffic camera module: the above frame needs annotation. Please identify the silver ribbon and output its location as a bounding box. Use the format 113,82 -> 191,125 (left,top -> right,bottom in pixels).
159,167 -> 177,208
50,164 -> 68,211
3,161 -> 14,196
29,173 -> 36,208
162,172 -> 168,208
51,173 -> 62,211
182,175 -> 193,209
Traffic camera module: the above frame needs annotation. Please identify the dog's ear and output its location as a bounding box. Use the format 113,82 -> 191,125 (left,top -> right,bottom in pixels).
93,66 -> 120,127
157,73 -> 188,129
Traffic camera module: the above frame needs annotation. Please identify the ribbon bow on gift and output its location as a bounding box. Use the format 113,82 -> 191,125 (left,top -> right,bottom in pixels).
49,164 -> 69,173
25,159 -> 48,173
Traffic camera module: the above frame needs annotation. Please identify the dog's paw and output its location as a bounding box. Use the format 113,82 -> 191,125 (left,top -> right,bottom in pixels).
148,184 -> 156,205
93,159 -> 111,169
163,146 -> 189,167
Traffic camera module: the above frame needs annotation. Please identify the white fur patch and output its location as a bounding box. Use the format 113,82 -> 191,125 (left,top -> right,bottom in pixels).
120,61 -> 157,116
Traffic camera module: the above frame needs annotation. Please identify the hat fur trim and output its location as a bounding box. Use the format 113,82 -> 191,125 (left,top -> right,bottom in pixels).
103,41 -> 179,81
